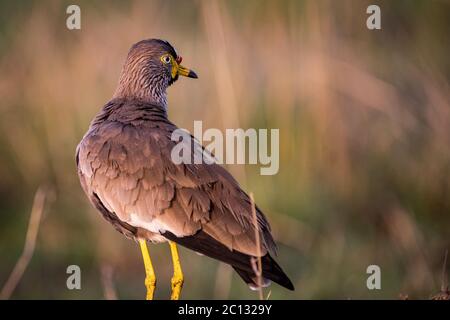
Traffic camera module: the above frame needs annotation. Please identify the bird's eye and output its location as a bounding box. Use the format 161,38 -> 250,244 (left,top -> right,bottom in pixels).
162,55 -> 171,64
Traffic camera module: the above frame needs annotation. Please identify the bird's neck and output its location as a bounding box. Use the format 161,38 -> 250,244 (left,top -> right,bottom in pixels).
93,98 -> 168,127
113,63 -> 168,109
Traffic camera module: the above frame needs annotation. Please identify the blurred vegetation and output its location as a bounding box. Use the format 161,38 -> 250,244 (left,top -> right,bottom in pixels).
0,0 -> 449,299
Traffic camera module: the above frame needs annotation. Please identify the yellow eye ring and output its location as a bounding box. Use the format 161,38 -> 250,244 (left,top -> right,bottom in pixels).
161,55 -> 172,64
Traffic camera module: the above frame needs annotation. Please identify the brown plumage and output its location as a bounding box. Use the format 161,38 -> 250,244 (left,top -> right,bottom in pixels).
76,39 -> 294,291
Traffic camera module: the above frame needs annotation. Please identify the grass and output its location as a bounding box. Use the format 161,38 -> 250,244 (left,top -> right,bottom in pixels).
0,0 -> 449,299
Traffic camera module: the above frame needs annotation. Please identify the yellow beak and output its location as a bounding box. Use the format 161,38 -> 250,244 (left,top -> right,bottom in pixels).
178,65 -> 198,78
171,61 -> 198,79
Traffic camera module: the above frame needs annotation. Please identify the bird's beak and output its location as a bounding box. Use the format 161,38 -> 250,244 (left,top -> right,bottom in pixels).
177,65 -> 198,79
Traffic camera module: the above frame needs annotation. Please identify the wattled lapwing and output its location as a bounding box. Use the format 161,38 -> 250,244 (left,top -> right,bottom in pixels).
76,39 -> 294,299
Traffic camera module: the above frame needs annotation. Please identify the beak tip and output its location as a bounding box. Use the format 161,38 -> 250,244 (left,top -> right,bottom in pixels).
188,70 -> 198,79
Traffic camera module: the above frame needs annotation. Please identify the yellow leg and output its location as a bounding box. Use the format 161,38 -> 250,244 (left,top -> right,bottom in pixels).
139,239 -> 156,300
169,241 -> 184,300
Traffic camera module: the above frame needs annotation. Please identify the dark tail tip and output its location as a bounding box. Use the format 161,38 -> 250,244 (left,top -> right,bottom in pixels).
262,254 -> 295,290
234,255 -> 295,291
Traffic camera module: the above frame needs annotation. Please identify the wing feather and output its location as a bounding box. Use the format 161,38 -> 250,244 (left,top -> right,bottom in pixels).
76,100 -> 276,256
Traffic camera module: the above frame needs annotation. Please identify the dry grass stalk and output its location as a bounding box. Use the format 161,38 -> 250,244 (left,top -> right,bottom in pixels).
101,264 -> 118,300
249,192 -> 263,300
0,186 -> 47,299
431,250 -> 449,300
441,249 -> 448,293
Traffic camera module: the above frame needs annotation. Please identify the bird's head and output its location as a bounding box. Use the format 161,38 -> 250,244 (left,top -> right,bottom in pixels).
114,39 -> 197,107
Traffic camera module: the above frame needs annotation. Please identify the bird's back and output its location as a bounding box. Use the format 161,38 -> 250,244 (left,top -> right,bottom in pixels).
76,98 -> 277,256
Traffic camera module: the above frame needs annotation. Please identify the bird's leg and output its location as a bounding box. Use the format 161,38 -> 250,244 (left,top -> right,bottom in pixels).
139,239 -> 156,300
169,241 -> 184,300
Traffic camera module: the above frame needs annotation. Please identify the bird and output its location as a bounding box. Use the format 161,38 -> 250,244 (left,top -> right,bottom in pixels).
76,39 -> 294,300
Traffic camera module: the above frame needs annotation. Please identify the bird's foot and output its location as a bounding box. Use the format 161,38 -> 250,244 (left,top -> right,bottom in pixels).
169,241 -> 184,300
139,239 -> 157,300
170,276 -> 184,300
144,275 -> 157,300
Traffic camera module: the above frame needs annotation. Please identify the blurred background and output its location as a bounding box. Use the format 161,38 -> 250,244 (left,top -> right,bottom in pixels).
0,0 -> 449,299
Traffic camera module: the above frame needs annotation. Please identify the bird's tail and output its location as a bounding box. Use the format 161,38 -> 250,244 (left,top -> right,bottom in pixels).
162,230 -> 295,291
232,254 -> 294,291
